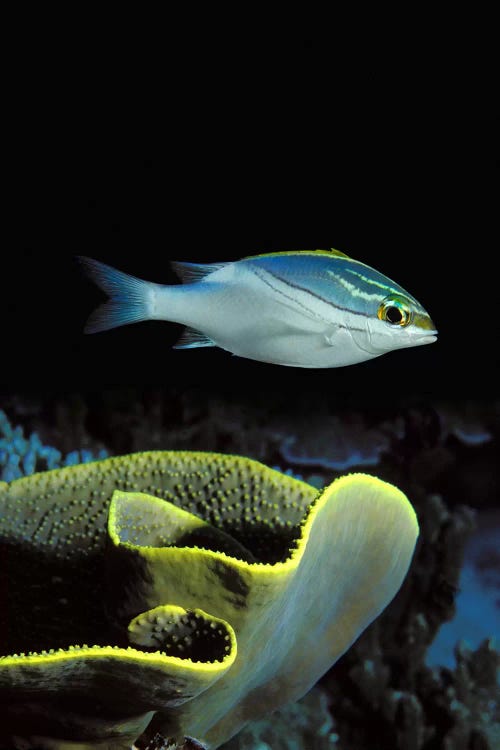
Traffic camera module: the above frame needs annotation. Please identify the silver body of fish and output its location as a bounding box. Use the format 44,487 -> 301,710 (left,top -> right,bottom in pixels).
79,249 -> 437,368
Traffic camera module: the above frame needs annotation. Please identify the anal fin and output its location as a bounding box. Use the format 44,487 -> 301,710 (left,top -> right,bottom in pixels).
173,327 -> 215,349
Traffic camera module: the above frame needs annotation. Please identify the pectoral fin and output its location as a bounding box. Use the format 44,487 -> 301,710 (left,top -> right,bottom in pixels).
324,326 -> 342,346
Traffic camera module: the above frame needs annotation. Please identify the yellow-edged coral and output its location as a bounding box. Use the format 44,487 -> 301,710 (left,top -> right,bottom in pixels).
0,451 -> 419,749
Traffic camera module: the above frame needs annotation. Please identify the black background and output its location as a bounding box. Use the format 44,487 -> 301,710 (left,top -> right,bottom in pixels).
4,37 -> 497,405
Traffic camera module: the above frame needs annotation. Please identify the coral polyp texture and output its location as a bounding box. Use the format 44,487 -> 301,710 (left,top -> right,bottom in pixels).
0,451 -> 419,749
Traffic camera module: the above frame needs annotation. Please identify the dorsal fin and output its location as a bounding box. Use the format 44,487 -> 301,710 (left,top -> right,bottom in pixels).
326,247 -> 350,258
245,248 -> 351,260
170,260 -> 228,283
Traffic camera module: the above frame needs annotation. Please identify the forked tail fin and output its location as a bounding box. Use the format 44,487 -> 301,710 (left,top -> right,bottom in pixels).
78,256 -> 153,334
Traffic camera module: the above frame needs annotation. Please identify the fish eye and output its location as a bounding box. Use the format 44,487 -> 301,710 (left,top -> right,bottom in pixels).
377,296 -> 412,327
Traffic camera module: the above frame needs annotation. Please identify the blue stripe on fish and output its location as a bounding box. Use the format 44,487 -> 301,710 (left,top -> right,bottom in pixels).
245,253 -> 413,316
251,262 -> 374,320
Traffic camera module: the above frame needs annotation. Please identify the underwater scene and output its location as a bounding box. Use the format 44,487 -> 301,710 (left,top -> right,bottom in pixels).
0,386 -> 499,749
3,50 -> 498,748
2,226 -> 500,749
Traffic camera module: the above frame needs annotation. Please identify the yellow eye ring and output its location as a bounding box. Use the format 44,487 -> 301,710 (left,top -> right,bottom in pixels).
377,297 -> 412,327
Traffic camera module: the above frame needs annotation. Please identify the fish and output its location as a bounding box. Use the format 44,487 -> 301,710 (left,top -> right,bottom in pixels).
78,249 -> 437,368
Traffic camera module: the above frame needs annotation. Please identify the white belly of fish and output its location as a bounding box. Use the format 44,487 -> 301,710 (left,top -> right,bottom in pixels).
155,268 -> 373,368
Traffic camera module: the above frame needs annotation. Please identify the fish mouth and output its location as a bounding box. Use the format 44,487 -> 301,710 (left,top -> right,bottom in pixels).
412,330 -> 438,346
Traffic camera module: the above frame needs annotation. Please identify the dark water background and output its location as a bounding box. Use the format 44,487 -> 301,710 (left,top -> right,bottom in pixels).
5,39 -> 497,401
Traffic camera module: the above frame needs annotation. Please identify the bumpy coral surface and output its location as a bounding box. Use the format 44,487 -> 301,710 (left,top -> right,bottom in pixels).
0,451 -> 419,749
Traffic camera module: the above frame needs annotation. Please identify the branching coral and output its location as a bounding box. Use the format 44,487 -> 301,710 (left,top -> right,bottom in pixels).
219,685 -> 339,750
0,451 -> 418,749
0,409 -> 108,481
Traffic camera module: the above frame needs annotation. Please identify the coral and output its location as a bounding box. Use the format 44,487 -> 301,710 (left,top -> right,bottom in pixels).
0,409 -> 108,481
436,400 -> 497,446
318,489 -> 499,750
279,412 -> 393,471
3,392 -> 498,497
220,685 -> 338,750
135,687 -> 340,750
427,513 -> 500,668
1,393 -> 499,749
322,636 -> 499,750
0,452 -> 418,749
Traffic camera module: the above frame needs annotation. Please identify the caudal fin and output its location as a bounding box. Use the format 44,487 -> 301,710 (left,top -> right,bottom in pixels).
78,256 -> 153,334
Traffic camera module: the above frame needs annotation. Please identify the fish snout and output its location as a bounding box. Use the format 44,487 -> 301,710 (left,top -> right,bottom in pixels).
411,330 -> 438,346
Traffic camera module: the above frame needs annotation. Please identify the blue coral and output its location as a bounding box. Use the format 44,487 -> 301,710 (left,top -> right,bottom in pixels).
0,410 -> 108,482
